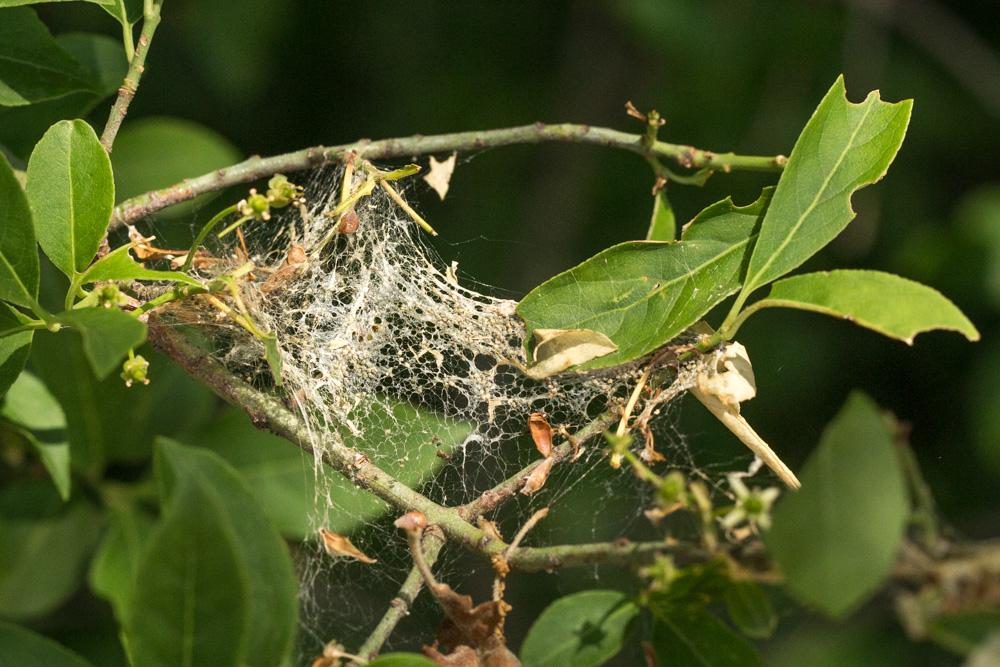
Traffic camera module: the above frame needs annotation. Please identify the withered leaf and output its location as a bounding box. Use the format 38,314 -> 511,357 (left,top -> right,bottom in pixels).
423,152 -> 458,201
527,412 -> 553,457
521,457 -> 555,496
318,527 -> 377,564
526,328 -> 618,379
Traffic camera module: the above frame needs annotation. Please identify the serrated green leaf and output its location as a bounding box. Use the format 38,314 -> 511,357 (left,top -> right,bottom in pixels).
517,190 -> 768,369
723,581 -> 776,639
0,481 -> 102,619
751,270 -> 979,344
741,76 -> 911,295
79,244 -> 200,287
651,607 -> 763,667
3,369 -> 65,430
130,440 -> 298,667
0,152 -> 39,309
0,7 -> 96,107
26,119 -> 114,277
0,305 -> 34,397
367,655 -> 440,667
0,619 -> 93,666
56,307 -> 146,379
765,392 -> 909,618
646,189 -> 676,241
88,503 -> 155,621
520,590 -> 638,667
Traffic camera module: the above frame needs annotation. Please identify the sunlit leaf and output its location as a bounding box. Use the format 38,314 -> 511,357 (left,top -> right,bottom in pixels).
741,76 -> 911,295
56,307 -> 146,380
751,270 -> 979,344
525,328 -> 617,379
0,619 -> 92,666
2,369 -> 65,431
520,590 -> 638,667
79,244 -> 201,287
517,189 -> 769,369
765,392 -> 909,617
0,7 -> 96,107
646,189 -> 676,241
0,152 -> 39,309
26,120 -> 114,277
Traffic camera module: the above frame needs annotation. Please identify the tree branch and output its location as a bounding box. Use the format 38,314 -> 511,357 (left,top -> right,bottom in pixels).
111,124 -> 785,228
100,2 -> 162,153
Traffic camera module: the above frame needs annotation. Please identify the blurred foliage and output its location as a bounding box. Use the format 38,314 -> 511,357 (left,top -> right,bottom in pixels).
2,0 -> 998,664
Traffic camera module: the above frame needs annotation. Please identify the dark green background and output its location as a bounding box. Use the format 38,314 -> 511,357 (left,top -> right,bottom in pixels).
15,1 -> 1000,664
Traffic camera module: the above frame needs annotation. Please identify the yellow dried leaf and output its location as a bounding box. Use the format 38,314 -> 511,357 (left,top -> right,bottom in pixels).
318,527 -> 377,564
526,328 -> 618,379
423,152 -> 457,200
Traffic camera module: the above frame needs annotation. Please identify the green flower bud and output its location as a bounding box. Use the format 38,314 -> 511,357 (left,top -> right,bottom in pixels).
121,355 -> 150,388
96,284 -> 127,309
266,174 -> 304,208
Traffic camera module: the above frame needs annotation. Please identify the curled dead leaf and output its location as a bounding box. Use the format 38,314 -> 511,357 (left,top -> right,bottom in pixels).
423,152 -> 457,201
527,412 -> 553,457
521,457 -> 554,496
395,510 -> 428,532
318,527 -> 377,564
525,328 -> 618,380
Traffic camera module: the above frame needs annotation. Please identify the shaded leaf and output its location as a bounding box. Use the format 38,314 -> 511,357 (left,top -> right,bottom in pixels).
0,7 -> 96,107
21,429 -> 71,500
2,369 -> 65,430
26,119 -> 114,277
651,607 -> 763,667
754,270 -> 979,343
741,76 -> 911,295
0,1 -> 143,26
765,391 -> 909,617
0,481 -> 102,619
56,307 -> 146,379
262,332 -> 282,386
127,440 -> 298,667
318,527 -> 377,564
520,590 -> 639,667
646,189 -> 676,241
0,152 -> 39,309
723,581 -> 777,639
79,244 -> 200,287
517,189 -> 769,369
0,619 -> 92,666
0,305 -> 33,397
367,655 -> 439,667
88,503 -> 155,621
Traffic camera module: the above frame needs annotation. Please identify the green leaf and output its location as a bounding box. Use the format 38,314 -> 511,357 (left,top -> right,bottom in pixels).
0,7 -> 96,107
26,119 -> 114,277
651,607 -> 763,667
111,117 -> 241,220
749,270 -> 979,344
22,430 -> 71,500
765,391 -> 909,617
645,560 -> 730,617
723,581 -> 777,639
0,1 -> 143,26
0,620 -> 93,666
367,655 -> 440,667
126,440 -> 298,667
0,152 -> 39,309
2,369 -> 65,430
262,332 -> 282,386
79,245 -> 201,287
646,189 -> 676,241
88,504 -> 155,621
740,76 -> 911,295
0,32 -> 126,159
519,590 -> 639,667
0,305 -> 34,397
517,189 -> 769,369
0,480 -> 102,619
56,307 -> 146,379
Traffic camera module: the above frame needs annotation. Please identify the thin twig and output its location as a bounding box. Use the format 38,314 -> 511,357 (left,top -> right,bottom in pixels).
100,2 -> 162,153
112,123 -> 786,228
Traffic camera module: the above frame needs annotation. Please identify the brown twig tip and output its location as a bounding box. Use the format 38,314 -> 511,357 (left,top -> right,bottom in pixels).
395,511 -> 428,532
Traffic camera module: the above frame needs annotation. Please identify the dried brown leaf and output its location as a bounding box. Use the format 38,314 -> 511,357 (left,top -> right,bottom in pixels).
318,527 -> 377,564
520,457 -> 554,496
526,328 -> 618,379
423,152 -> 458,201
527,412 -> 553,457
